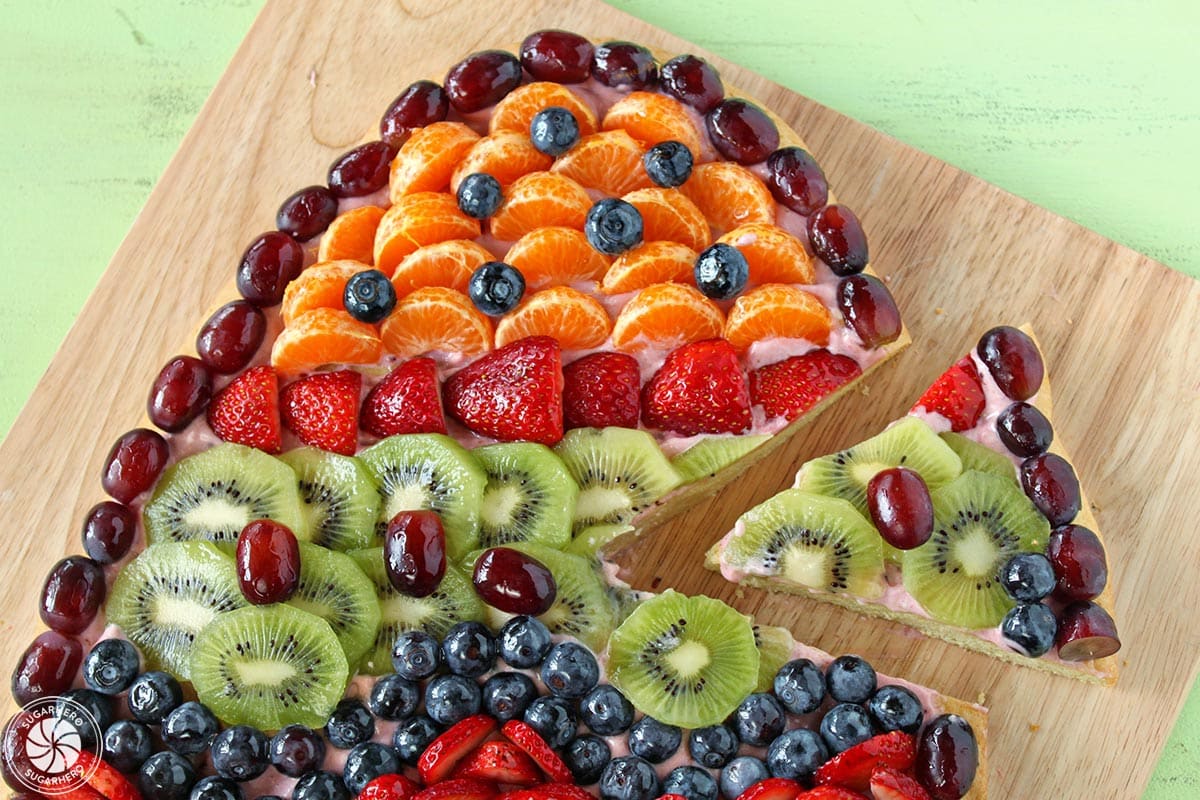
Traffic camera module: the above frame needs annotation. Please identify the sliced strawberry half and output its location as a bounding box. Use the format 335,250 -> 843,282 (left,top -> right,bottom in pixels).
749,349 -> 862,422
497,784 -> 596,800
735,777 -> 804,800
655,795 -> 689,800
642,338 -> 752,435
281,369 -> 361,455
361,357 -> 447,437
868,767 -> 931,800
418,714 -> 499,785
562,351 -> 641,429
444,337 -> 564,445
455,741 -> 542,786
796,787 -> 869,799
207,364 -> 282,452
814,731 -> 917,792
911,356 -> 984,432
361,774 -> 421,800
412,778 -> 498,800
72,751 -> 140,800
500,720 -> 573,784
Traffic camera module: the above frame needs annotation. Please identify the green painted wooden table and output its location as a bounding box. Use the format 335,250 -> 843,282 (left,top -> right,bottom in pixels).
1,1 -> 1196,795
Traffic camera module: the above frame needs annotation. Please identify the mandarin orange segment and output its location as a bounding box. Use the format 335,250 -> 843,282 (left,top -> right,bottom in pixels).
489,172 -> 592,242
503,226 -> 611,289
280,260 -> 372,326
679,162 -> 775,236
550,130 -> 653,197
374,192 -> 482,276
723,283 -> 832,351
622,188 -> 712,252
271,307 -> 383,373
717,223 -> 816,285
489,82 -> 599,137
388,121 -> 480,201
380,286 -> 494,358
391,239 -> 494,297
610,282 -> 726,352
318,205 -> 385,264
450,132 -> 553,192
602,91 -> 703,160
600,241 -> 698,294
494,286 -> 612,350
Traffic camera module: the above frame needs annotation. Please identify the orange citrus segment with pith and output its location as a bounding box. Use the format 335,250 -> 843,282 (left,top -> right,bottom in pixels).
679,162 -> 775,236
723,283 -> 832,351
390,239 -> 495,297
490,82 -> 599,137
494,286 -> 612,350
550,130 -> 653,197
610,282 -> 726,352
602,92 -> 703,160
450,132 -> 553,192
601,241 -> 698,294
380,286 -> 494,358
318,205 -> 385,264
489,172 -> 592,242
622,188 -> 712,252
281,260 -> 371,326
389,121 -> 480,201
374,192 -> 481,276
271,308 -> 383,374
503,227 -> 611,290
717,223 -> 816,285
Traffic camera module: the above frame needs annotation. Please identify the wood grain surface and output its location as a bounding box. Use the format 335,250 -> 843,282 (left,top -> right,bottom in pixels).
1,1 -> 1198,798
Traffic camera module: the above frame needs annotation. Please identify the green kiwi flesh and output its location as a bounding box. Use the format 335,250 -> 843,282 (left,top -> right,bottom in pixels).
566,523 -> 635,558
280,448 -> 381,551
286,543 -> 381,671
940,432 -> 1018,482
474,442 -> 577,549
753,624 -> 796,693
671,435 -> 771,484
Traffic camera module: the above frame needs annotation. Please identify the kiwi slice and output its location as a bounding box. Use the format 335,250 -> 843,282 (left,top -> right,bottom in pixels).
554,427 -> 683,532
285,543 -> 380,671
190,604 -> 349,730
144,443 -> 308,547
903,470 -> 1050,629
723,490 -> 885,599
940,432 -> 1018,482
359,434 -> 486,560
349,547 -> 484,674
565,523 -> 635,558
474,443 -> 577,550
107,541 -> 247,680
753,624 -> 796,693
280,448 -> 381,551
607,590 -> 759,729
671,435 -> 771,484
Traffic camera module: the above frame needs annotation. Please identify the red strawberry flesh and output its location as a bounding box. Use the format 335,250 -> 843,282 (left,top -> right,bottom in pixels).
911,356 -> 984,432
72,751 -> 140,800
562,351 -> 641,429
497,785 -> 595,800
814,731 -> 916,792
750,349 -> 861,422
735,777 -> 803,800
362,357 -> 447,437
418,714 -> 499,785
412,778 -> 497,800
500,720 -> 573,784
207,364 -> 282,452
455,741 -> 542,786
642,338 -> 752,435
869,767 -> 931,800
445,337 -> 564,445
281,369 -> 361,455
360,774 -> 420,800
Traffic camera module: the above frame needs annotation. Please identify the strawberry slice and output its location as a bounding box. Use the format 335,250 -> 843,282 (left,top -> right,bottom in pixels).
562,351 -> 641,429
361,357 -> 448,437
412,779 -> 497,800
500,720 -> 573,784
455,741 -> 542,786
281,370 -> 362,455
361,774 -> 421,800
868,767 -> 931,800
735,777 -> 804,800
641,338 -> 752,435
56,787 -> 104,800
444,337 -> 563,445
207,364 -> 282,452
655,795 -> 689,800
814,731 -> 917,792
497,784 -> 596,800
796,787 -> 869,799
749,349 -> 862,422
72,751 -> 140,800
418,714 -> 499,785
911,356 -> 984,432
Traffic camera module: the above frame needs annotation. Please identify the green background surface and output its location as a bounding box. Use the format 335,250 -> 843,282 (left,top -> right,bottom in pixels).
1,0 -> 1196,794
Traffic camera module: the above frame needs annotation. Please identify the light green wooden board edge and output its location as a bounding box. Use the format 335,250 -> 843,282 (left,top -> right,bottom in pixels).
0,1 -> 1196,795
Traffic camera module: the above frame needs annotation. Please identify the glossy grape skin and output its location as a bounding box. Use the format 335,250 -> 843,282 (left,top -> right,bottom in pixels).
328,141 -> 397,198
996,401 -> 1053,457
1047,524 -> 1108,601
591,42 -> 658,90
660,55 -> 724,113
765,147 -> 829,215
196,300 -> 267,374
1020,452 -> 1081,526
809,205 -> 869,276
915,715 -> 978,799
236,520 -> 301,605
866,467 -> 934,550
148,355 -> 213,432
472,547 -> 557,616
277,185 -> 339,241
39,556 -> 106,634
82,500 -> 137,564
385,510 -> 447,598
521,30 -> 594,83
444,50 -> 522,113
11,631 -> 83,705
975,325 -> 1044,401
837,274 -> 902,348
706,99 -> 779,165
380,81 -> 450,147
1055,601 -> 1121,660
101,428 -> 169,504
236,232 -> 305,307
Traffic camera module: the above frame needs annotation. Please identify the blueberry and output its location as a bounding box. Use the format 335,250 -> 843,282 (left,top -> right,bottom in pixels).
530,107 -> 580,156
585,198 -> 644,255
342,742 -> 401,795
867,685 -> 924,734
598,756 -> 661,800
564,733 -> 612,784
442,620 -> 499,677
482,671 -> 538,721
457,173 -> 503,219
662,766 -> 718,800
719,756 -> 769,800
190,777 -> 242,800
58,688 -> 112,747
83,638 -> 140,695
688,725 -> 738,768
291,771 -> 350,800
343,270 -> 397,324
580,684 -> 634,736
643,141 -> 693,188
1001,602 -> 1058,657
819,702 -> 875,753
731,693 -> 786,746
765,729 -> 828,782
425,674 -> 482,726
694,242 -> 748,300
325,699 -> 375,749
523,695 -> 578,748
773,658 -> 825,714
368,674 -> 421,721
826,655 -> 877,704
162,701 -> 219,756
392,715 -> 441,764
468,261 -> 526,316
138,751 -> 197,800
541,641 -> 600,698
212,725 -> 270,782
270,725 -> 326,778
104,720 -> 153,773
392,630 -> 443,680
128,670 -> 183,724
1001,553 -> 1057,602
499,615 -> 553,668
627,716 -> 681,763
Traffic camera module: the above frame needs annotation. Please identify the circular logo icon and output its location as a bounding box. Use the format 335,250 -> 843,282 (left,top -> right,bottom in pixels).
2,697 -> 103,795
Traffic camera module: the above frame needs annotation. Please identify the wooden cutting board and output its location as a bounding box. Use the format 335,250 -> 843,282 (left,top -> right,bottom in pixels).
1,0 -> 1197,796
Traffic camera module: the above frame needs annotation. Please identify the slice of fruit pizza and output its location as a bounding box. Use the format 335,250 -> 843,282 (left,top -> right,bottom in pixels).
706,326 -> 1120,685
